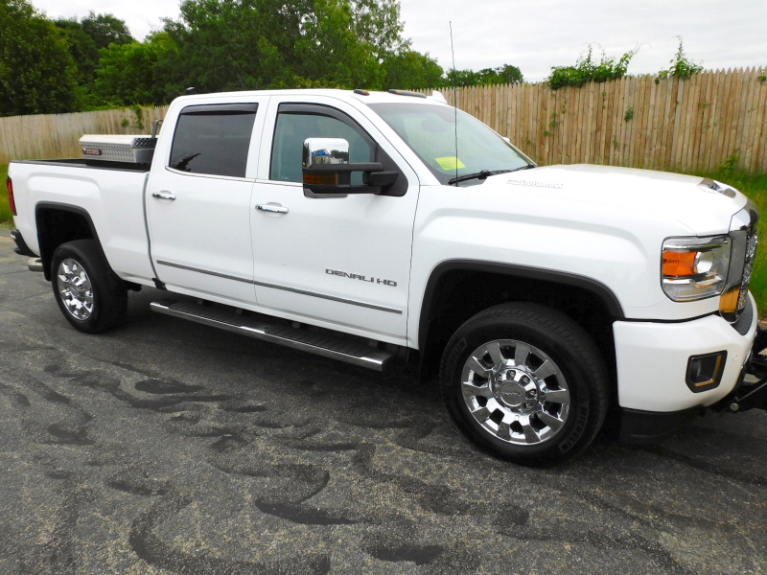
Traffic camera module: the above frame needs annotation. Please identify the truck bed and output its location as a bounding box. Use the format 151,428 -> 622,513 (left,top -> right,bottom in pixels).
9,158 -> 154,283
12,158 -> 150,173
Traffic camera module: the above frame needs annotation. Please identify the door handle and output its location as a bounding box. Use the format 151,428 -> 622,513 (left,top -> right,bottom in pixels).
256,203 -> 289,214
152,191 -> 176,201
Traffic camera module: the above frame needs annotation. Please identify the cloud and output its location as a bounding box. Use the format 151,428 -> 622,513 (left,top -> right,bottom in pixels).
400,0 -> 767,81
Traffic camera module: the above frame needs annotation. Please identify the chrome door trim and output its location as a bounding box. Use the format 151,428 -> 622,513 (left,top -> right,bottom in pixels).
165,166 -> 256,183
253,280 -> 403,314
155,261 -> 403,315
156,260 -> 252,284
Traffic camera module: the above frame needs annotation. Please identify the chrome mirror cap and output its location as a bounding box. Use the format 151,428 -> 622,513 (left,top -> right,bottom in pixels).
303,138 -> 350,169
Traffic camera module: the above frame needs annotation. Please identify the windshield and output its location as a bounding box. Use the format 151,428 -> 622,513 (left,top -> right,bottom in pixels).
368,102 -> 533,186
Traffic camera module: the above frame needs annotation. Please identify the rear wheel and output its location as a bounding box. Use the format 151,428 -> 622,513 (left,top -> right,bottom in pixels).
440,303 -> 609,465
51,240 -> 127,333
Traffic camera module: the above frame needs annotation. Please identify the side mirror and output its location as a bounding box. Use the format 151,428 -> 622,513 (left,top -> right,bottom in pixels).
302,137 -> 398,196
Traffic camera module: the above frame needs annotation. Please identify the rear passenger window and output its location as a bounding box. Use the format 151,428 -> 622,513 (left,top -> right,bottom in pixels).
169,104 -> 258,178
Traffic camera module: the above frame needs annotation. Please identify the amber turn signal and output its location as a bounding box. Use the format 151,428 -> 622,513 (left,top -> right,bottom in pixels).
303,172 -> 339,186
662,250 -> 697,277
719,287 -> 740,314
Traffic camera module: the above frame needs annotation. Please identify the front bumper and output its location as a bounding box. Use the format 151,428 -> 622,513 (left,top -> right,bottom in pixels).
614,292 -> 758,413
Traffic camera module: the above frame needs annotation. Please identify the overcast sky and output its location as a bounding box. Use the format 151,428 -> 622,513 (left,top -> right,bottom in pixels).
30,0 -> 767,82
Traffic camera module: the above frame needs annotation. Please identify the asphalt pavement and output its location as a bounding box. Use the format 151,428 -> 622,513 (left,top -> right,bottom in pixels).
1,229 -> 766,575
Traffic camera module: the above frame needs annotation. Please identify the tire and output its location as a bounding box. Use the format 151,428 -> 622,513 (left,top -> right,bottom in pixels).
440,302 -> 609,466
51,240 -> 127,334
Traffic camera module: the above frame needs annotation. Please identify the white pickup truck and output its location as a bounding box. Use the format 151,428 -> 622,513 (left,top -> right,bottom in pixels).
8,88 -> 767,465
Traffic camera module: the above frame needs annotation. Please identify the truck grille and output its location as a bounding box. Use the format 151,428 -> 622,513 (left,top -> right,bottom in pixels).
738,230 -> 758,312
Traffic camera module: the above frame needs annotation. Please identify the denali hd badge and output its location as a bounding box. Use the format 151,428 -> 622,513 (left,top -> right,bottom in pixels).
326,269 -> 397,287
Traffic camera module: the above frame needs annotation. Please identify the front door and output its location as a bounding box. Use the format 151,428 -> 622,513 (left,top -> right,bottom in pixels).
249,97 -> 419,344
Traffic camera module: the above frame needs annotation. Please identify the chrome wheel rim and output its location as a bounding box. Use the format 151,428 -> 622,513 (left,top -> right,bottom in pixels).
461,339 -> 571,446
56,258 -> 94,321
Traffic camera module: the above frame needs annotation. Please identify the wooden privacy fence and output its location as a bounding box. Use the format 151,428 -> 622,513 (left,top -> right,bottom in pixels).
0,106 -> 168,164
0,68 -> 765,173
431,68 -> 767,173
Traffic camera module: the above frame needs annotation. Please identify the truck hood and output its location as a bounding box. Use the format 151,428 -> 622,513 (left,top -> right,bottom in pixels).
488,164 -> 747,235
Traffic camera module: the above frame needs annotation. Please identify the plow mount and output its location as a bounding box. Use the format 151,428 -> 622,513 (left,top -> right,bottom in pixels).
720,327 -> 767,413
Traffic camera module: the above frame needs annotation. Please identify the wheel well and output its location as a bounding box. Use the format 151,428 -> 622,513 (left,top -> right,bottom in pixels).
419,268 -> 619,391
36,206 -> 96,281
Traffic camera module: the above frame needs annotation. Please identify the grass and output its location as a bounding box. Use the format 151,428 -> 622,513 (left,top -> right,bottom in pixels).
0,164 -> 11,227
1,160 -> 766,311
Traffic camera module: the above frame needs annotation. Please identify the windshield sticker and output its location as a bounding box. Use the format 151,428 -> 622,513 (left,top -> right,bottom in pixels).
507,179 -> 564,190
436,157 -> 466,170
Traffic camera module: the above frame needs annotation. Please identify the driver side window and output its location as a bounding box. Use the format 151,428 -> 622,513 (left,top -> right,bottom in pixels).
270,108 -> 373,184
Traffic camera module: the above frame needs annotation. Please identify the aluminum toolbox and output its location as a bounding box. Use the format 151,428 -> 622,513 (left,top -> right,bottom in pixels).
79,135 -> 156,164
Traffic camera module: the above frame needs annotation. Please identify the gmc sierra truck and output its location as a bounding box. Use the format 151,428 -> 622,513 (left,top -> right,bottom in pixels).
7,88 -> 767,465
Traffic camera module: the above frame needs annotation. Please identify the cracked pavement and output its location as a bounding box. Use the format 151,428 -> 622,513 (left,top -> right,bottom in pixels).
1,230 -> 766,575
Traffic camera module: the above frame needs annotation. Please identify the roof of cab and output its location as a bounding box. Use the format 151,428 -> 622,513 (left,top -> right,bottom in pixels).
173,88 -> 449,107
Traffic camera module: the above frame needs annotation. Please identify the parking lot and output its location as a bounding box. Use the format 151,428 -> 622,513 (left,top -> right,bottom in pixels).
1,230 -> 766,575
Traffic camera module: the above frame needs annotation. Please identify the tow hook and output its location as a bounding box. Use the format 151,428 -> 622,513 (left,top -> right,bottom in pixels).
723,326 -> 767,412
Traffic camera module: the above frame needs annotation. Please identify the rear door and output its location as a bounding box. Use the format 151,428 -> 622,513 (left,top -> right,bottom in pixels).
146,99 -> 267,305
249,96 -> 420,344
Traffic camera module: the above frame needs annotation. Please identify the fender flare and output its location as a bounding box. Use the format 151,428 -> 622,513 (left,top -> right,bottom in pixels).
35,202 -> 103,281
417,260 -> 625,350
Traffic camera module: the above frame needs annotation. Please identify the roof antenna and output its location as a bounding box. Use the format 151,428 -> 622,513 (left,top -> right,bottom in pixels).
449,22 -> 458,186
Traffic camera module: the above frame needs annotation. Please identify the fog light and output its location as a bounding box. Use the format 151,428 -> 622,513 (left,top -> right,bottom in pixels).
686,352 -> 727,392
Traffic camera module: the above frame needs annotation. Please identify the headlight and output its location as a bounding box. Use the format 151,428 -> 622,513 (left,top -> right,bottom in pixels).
662,236 -> 731,301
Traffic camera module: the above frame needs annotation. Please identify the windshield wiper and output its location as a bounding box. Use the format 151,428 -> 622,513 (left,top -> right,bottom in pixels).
448,164 -> 535,185
508,164 -> 537,173
448,169 -> 512,185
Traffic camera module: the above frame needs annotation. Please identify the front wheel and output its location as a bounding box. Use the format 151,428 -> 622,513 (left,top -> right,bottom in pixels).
440,303 -> 609,466
51,240 -> 127,334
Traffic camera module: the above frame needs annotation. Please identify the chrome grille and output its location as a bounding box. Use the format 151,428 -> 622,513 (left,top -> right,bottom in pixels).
738,229 -> 758,311
722,200 -> 759,323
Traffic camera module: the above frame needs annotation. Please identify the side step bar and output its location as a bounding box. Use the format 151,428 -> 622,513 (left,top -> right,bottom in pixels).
150,299 -> 395,371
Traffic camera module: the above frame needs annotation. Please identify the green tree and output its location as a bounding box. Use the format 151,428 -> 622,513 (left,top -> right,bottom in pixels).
480,64 -> 523,85
0,0 -> 78,116
93,0 -> 446,104
441,64 -> 523,87
55,18 -> 100,85
349,0 -> 406,60
382,49 -> 443,89
159,0 -> 413,93
95,32 -> 177,106
81,11 -> 134,50
55,13 -> 134,92
294,0 -> 382,88
161,0 -> 299,92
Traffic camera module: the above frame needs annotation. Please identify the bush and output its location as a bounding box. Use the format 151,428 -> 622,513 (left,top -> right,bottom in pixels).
547,45 -> 637,90
657,37 -> 703,80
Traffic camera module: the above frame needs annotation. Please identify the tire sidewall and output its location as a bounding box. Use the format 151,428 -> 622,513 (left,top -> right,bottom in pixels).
51,242 -> 120,334
441,309 -> 603,464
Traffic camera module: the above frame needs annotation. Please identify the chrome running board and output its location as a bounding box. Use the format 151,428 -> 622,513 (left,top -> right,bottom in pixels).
150,299 -> 395,371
